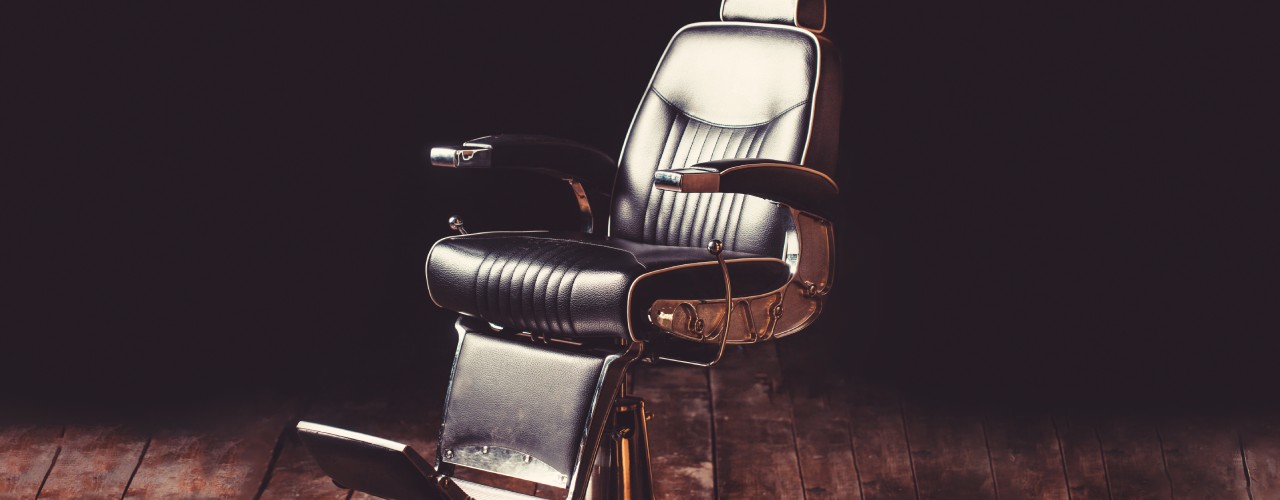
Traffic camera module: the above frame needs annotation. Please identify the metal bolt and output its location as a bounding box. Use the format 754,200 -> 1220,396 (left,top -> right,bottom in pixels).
443,449 -> 454,458
523,454 -> 533,464
481,446 -> 489,454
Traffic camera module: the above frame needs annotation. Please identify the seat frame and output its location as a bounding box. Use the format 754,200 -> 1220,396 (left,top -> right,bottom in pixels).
297,1 -> 839,497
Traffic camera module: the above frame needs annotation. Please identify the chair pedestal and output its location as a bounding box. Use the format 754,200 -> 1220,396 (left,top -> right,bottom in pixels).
586,396 -> 654,500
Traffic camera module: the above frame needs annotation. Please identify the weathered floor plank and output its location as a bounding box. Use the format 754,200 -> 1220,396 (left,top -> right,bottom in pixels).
1241,411 -> 1280,500
37,425 -> 149,499
778,334 -> 862,500
902,400 -> 997,500
532,483 -> 567,499
0,425 -> 63,498
1052,415 -> 1112,500
122,398 -> 296,498
633,363 -> 715,499
1159,415 -> 1251,500
846,377 -> 917,500
256,428 -> 350,500
709,344 -> 805,499
1095,416 -> 1174,500
260,389 -> 468,499
982,413 -> 1070,499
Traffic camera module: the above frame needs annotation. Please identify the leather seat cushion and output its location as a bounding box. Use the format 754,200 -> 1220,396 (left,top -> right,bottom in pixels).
426,231 -> 790,339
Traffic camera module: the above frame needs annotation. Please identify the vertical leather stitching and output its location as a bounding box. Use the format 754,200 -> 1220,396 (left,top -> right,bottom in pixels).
519,243 -> 564,330
531,243 -> 577,334
472,250 -> 496,318
645,107 -> 685,243
562,262 -> 584,337
485,243 -> 517,322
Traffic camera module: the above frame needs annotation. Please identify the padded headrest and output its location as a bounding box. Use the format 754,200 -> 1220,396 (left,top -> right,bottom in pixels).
720,0 -> 826,32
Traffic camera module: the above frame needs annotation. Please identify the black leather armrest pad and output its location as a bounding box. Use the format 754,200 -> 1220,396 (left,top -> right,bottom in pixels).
296,421 -> 467,500
653,158 -> 839,220
429,134 -> 617,196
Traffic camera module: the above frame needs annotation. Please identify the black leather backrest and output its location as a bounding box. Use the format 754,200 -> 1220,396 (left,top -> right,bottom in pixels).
610,21 -> 842,256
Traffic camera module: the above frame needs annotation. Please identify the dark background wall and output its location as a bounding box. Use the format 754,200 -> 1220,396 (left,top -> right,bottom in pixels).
3,2 -> 1275,410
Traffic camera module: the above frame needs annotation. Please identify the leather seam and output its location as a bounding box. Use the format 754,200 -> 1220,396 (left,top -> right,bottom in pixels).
564,264 -> 583,337
533,244 -> 578,334
649,88 -> 809,130
486,235 -> 649,271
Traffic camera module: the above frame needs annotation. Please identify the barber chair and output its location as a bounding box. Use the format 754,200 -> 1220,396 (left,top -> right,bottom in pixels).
297,0 -> 842,498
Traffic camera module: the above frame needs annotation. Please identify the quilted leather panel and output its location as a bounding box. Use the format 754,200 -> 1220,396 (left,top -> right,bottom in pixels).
428,235 -> 639,338
426,232 -> 789,339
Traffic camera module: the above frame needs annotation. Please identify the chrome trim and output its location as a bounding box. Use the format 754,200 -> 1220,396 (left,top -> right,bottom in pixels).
296,421 -> 410,452
430,145 -> 493,168
565,341 -> 644,498
447,445 -> 568,488
437,321 -> 473,468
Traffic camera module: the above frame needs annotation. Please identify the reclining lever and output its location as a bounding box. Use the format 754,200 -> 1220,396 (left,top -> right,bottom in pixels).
447,215 -> 468,235
657,239 -> 733,367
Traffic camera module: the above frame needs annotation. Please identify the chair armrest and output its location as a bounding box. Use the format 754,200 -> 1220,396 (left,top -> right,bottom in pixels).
428,134 -> 617,196
653,159 -> 839,220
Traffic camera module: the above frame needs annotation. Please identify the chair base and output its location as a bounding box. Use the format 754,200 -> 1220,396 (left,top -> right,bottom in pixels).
586,396 -> 654,500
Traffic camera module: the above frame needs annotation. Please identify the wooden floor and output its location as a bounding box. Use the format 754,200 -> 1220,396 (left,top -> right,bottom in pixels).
4,334 -> 1279,499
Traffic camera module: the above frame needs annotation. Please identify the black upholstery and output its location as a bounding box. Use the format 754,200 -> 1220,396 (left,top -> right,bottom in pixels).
427,232 -> 790,339
438,321 -> 640,490
426,0 -> 841,340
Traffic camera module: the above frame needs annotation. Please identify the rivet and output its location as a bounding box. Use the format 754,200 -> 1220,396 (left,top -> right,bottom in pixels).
523,454 -> 533,463
443,449 -> 454,458
482,446 -> 489,454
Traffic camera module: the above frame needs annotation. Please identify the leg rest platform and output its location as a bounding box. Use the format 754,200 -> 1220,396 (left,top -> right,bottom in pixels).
296,421 -> 467,500
297,318 -> 641,499
438,320 -> 640,492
